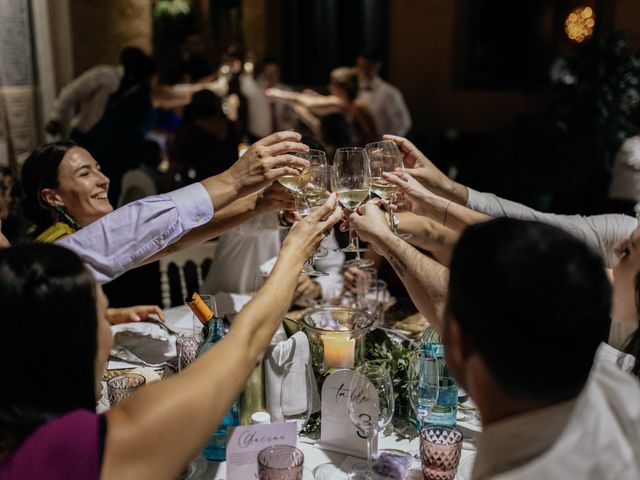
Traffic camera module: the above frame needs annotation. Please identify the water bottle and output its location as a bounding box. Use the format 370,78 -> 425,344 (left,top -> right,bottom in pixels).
197,315 -> 239,461
418,326 -> 456,426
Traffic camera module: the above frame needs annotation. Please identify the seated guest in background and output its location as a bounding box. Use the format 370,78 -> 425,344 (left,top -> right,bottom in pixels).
383,134 -> 637,268
257,57 -> 296,132
202,210 -> 344,306
355,51 -> 412,136
0,167 -> 28,244
169,89 -> 239,185
118,139 -> 166,207
20,131 -> 309,284
267,67 -> 379,147
0,199 -> 341,479
349,208 -> 640,478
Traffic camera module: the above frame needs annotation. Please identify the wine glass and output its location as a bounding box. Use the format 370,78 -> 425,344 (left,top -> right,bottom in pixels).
408,350 -> 439,431
280,361 -> 312,433
348,363 -> 395,479
277,151 -> 312,195
331,147 -> 374,268
297,165 -> 332,276
365,141 -> 410,239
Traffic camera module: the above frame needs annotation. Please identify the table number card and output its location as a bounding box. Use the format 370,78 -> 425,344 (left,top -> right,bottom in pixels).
316,369 -> 378,457
226,422 -> 297,479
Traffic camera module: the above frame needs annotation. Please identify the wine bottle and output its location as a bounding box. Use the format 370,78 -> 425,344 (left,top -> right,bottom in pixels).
185,292 -> 239,462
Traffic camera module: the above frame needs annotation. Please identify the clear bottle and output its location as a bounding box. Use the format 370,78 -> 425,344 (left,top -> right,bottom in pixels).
186,293 -> 239,462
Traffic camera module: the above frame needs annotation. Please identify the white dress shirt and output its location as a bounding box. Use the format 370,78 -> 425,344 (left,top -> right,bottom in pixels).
49,65 -> 123,136
240,74 -> 272,138
466,188 -> 637,267
474,349 -> 640,479
609,135 -> 640,203
201,212 -> 344,300
358,76 -> 411,136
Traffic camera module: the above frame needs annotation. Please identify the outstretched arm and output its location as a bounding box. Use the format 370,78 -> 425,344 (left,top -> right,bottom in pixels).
102,196 -> 343,480
348,204 -> 450,334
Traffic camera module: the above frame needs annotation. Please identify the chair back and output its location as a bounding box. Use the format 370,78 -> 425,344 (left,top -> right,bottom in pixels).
158,241 -> 217,308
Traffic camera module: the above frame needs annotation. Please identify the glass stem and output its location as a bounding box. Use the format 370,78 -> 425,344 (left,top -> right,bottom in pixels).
355,236 -> 362,261
366,435 -> 374,470
387,199 -> 398,235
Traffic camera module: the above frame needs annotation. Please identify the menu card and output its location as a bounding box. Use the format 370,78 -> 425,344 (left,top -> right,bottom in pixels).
226,422 -> 297,479
316,369 -> 378,457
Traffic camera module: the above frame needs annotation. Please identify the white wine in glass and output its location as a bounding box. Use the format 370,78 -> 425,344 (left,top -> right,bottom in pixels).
278,167 -> 311,194
331,147 -> 373,268
366,141 -> 410,239
337,188 -> 370,209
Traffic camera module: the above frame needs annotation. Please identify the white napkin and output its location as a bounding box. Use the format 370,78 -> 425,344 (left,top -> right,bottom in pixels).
259,256 -> 278,277
264,331 -> 321,422
110,322 -> 176,365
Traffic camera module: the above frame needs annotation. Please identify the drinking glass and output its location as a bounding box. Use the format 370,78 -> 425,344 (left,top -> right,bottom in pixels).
331,147 -> 373,268
357,279 -> 387,325
107,373 -> 146,406
365,141 -> 410,239
426,377 -> 458,427
307,148 -> 327,166
348,363 -> 394,479
258,445 -> 305,480
176,334 -> 199,372
277,151 -> 313,195
280,361 -> 312,433
420,425 -> 463,480
298,165 -> 332,276
408,351 -> 439,430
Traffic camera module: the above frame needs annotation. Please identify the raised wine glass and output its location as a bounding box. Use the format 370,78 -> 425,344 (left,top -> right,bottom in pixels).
276,149 -> 327,195
365,141 -> 411,239
331,147 -> 374,268
348,363 -> 395,480
297,165 -> 332,276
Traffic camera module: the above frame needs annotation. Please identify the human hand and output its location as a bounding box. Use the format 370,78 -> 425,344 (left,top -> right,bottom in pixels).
383,171 -> 439,217
293,275 -> 322,304
281,194 -> 343,262
227,131 -> 310,197
107,305 -> 166,325
383,134 -> 466,203
345,203 -> 394,249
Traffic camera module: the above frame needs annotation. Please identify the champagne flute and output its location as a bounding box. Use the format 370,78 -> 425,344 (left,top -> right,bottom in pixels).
280,361 -> 312,433
348,363 -> 395,479
365,141 -> 411,239
331,147 -> 374,268
297,165 -> 332,276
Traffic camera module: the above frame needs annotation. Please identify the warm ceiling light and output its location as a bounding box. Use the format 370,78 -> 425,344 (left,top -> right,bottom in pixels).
565,6 -> 595,43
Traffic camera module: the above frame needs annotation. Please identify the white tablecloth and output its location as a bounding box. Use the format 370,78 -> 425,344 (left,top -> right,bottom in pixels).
109,306 -> 478,479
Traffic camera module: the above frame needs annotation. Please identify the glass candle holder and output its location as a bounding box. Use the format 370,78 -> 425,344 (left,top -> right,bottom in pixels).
300,307 -> 373,374
107,373 -> 146,406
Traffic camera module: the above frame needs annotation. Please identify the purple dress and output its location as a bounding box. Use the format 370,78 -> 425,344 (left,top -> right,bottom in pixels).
0,409 -> 102,480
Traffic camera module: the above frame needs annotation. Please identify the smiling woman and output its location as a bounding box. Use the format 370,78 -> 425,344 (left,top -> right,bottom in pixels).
22,141 -> 115,242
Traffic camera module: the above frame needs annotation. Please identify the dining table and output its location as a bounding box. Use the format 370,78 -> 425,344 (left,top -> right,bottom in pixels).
103,300 -> 479,480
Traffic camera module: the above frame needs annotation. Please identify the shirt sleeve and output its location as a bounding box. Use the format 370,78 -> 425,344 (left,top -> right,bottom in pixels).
56,183 -> 213,283
313,230 -> 345,300
466,188 -> 637,267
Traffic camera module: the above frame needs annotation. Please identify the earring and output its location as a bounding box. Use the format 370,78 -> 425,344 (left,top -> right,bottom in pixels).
53,205 -> 79,231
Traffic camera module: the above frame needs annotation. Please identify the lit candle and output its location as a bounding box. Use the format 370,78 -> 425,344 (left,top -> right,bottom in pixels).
322,332 -> 355,370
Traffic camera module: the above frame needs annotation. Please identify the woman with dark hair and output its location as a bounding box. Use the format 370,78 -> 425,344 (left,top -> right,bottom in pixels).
0,198 -> 341,479
266,67 -> 379,147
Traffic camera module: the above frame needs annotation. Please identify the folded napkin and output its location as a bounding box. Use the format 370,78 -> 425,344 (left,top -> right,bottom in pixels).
110,322 -> 176,365
264,331 -> 320,422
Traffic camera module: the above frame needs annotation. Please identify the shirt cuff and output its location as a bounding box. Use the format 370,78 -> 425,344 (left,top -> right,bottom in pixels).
167,183 -> 214,228
466,188 -> 481,209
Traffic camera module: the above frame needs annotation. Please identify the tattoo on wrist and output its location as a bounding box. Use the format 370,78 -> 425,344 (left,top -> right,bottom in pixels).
386,249 -> 407,277
436,234 -> 446,246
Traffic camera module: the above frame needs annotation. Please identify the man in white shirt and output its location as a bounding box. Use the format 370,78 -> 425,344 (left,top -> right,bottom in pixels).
355,52 -> 411,136
46,47 -> 151,139
348,208 -> 640,479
